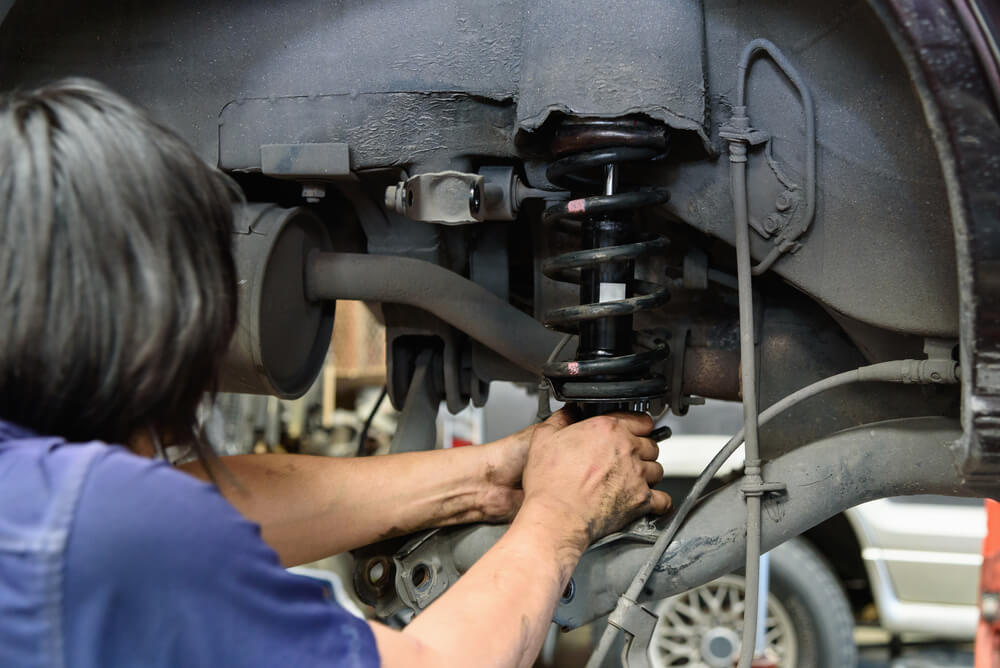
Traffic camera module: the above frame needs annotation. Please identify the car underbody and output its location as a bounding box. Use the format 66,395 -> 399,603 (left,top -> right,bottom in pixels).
3,0 -> 998,663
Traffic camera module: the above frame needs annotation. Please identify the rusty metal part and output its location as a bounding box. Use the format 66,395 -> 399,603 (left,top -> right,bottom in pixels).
682,347 -> 741,400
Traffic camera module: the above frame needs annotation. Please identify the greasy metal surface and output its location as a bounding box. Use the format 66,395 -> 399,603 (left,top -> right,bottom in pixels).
549,120 -> 670,155
638,286 -> 957,431
867,0 -> 1000,488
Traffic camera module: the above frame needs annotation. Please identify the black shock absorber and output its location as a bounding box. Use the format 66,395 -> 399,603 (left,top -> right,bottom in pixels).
541,119 -> 673,417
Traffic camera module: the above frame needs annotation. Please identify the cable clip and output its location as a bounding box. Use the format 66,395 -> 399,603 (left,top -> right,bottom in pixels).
719,108 -> 771,150
740,458 -> 787,498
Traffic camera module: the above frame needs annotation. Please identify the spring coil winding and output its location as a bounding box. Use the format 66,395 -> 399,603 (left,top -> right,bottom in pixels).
541,120 -> 672,411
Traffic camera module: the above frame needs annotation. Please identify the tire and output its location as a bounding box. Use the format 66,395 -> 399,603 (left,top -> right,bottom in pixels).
646,537 -> 856,668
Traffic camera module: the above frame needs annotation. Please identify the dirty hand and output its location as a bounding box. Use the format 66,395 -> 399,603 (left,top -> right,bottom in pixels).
476,409 -> 575,521
521,412 -> 671,548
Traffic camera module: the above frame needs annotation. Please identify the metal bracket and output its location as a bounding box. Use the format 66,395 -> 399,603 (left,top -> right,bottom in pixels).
385,167 -> 559,224
666,328 -> 705,416
740,480 -> 787,497
608,597 -> 659,668
718,117 -> 771,147
259,142 -> 354,204
260,142 -> 352,179
385,171 -> 486,224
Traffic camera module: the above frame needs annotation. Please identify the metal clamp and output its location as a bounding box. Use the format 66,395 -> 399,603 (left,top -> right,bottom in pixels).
608,597 -> 660,668
740,458 -> 786,499
385,171 -> 486,224
385,166 -> 558,224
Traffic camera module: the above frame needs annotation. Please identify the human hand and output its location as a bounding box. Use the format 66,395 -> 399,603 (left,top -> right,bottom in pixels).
476,409 -> 575,522
521,413 -> 671,550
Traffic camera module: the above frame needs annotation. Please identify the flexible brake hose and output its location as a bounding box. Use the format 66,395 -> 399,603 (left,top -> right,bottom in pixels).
584,359 -> 958,668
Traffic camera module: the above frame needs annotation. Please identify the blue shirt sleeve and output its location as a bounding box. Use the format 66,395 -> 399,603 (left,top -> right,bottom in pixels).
63,447 -> 380,668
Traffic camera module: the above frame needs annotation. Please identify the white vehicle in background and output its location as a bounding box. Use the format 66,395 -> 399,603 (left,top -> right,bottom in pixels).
848,496 -> 984,640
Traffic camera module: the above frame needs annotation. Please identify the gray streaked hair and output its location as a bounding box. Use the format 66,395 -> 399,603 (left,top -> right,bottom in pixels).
0,78 -> 239,462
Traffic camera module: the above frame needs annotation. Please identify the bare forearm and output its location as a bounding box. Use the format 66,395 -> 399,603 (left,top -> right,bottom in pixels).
372,500 -> 586,668
367,411 -> 665,667
180,446 -> 517,565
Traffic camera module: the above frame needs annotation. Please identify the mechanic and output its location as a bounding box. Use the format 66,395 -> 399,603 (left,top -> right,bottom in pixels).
0,79 -> 670,667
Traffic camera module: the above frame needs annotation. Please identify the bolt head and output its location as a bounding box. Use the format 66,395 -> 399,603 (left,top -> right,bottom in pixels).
983,592 -> 1000,621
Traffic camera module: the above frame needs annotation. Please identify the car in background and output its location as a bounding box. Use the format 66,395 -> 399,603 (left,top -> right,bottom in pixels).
848,496 -> 984,640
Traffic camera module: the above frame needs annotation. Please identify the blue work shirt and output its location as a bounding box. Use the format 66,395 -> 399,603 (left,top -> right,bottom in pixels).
0,420 -> 380,667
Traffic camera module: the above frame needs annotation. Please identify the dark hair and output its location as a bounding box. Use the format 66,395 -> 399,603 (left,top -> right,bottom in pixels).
0,78 -> 239,462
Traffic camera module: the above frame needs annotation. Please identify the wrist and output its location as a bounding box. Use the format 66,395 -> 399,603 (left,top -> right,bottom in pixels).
515,495 -> 591,557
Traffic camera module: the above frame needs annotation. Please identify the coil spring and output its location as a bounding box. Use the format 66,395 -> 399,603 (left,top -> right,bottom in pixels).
541,120 -> 672,412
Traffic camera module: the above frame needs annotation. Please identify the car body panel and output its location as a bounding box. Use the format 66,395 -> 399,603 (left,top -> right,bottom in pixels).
847,497 -> 984,638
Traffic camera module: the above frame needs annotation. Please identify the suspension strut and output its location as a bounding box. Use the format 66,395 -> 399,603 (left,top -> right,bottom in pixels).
541,119 -> 672,416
